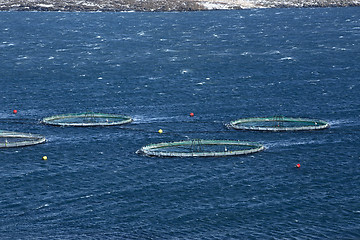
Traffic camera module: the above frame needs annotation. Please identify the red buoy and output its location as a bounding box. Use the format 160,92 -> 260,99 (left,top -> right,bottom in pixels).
13,109 -> 18,114
296,163 -> 301,168
189,112 -> 194,117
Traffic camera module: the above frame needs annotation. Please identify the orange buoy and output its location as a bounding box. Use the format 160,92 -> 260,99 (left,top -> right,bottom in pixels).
13,109 -> 18,114
189,112 -> 194,117
296,163 -> 301,168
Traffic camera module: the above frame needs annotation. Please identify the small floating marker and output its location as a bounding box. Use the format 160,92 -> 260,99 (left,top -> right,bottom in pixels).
296,163 -> 301,168
42,156 -> 48,161
189,112 -> 194,117
158,129 -> 163,134
13,109 -> 18,114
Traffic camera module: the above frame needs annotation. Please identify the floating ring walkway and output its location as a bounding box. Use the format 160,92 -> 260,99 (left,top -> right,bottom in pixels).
42,112 -> 133,127
0,130 -> 46,148
136,139 -> 265,157
227,116 -> 329,131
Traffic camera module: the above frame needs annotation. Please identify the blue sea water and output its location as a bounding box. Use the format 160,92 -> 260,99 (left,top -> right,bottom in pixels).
0,7 -> 359,239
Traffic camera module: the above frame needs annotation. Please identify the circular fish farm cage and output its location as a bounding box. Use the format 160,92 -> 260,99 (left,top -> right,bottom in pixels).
42,112 -> 133,127
227,116 -> 329,131
0,130 -> 46,148
136,139 -> 265,157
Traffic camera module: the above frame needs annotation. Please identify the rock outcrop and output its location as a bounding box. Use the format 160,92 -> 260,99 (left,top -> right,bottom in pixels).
0,0 -> 359,11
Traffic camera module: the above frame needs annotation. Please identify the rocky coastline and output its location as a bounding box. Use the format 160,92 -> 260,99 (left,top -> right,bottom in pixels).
0,0 -> 359,12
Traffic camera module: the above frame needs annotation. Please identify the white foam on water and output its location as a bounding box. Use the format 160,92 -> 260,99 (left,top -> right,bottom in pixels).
265,50 -> 281,55
132,115 -> 182,124
0,42 -> 15,47
80,194 -> 93,199
328,119 -> 357,128
45,135 -> 88,144
35,203 -> 50,210
264,138 -> 327,150
163,48 -> 178,53
241,51 -> 252,56
280,56 -> 295,61
0,112 -> 11,118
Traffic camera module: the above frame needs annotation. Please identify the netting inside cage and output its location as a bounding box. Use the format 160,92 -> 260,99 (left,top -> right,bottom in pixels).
0,130 -> 46,148
227,116 -> 329,131
136,139 -> 265,157
42,112 -> 133,127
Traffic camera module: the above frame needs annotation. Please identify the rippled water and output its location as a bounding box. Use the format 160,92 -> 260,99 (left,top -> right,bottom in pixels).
1,8 -> 359,239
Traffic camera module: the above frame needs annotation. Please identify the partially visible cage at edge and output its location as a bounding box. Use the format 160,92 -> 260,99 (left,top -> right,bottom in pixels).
0,130 -> 46,148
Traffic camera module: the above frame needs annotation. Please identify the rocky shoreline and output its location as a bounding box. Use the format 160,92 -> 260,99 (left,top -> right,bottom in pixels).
0,0 -> 359,12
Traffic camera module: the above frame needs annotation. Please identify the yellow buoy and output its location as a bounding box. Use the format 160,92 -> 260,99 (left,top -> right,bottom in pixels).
42,156 -> 48,161
158,129 -> 163,134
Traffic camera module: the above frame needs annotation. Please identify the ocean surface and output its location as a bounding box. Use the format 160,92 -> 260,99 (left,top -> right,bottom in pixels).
0,7 -> 359,239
